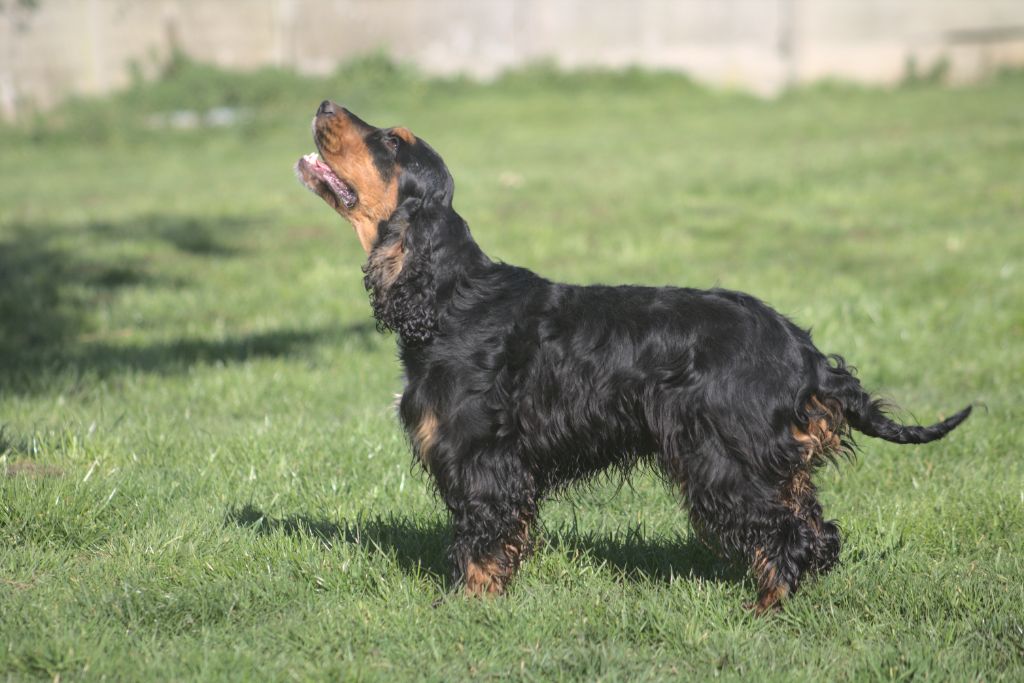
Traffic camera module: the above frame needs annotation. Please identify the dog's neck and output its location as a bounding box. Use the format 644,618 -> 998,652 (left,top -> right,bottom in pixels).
363,206 -> 488,346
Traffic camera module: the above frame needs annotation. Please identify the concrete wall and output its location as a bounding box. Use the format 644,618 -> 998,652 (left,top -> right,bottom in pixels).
3,0 -> 1024,119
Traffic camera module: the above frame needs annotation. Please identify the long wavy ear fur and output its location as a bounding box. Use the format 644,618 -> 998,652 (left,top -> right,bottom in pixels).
363,196 -> 437,345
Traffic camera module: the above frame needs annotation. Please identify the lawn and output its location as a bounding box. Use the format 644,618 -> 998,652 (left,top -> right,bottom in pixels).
1,59 -> 1022,681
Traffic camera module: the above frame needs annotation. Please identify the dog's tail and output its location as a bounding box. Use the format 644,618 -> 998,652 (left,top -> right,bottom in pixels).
819,357 -> 971,445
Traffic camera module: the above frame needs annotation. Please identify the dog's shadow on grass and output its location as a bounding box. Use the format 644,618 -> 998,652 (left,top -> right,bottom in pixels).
225,504 -> 743,591
226,504 -> 453,581
544,524 -> 745,586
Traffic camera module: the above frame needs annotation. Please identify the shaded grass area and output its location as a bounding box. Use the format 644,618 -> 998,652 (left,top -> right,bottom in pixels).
1,60 -> 1023,681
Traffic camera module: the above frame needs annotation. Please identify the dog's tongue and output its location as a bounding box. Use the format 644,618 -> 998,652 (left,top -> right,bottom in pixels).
304,152 -> 352,200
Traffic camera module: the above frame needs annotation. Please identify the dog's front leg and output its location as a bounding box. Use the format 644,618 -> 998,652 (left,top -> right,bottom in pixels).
441,451 -> 537,596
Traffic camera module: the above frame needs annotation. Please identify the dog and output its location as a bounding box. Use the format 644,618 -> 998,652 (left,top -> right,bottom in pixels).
295,101 -> 971,613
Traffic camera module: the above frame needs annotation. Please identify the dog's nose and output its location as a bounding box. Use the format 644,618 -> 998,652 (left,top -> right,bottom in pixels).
317,100 -> 336,116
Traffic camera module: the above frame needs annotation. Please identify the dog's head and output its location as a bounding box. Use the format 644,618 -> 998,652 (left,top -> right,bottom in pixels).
297,101 -> 470,344
295,100 -> 453,253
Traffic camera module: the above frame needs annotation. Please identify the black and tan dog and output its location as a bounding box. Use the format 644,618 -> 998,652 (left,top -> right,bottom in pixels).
295,101 -> 971,613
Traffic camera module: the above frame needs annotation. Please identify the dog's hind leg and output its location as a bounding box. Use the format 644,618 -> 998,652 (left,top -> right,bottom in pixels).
786,398 -> 847,577
779,465 -> 842,578
744,511 -> 820,614
744,441 -> 845,613
668,434 -> 829,614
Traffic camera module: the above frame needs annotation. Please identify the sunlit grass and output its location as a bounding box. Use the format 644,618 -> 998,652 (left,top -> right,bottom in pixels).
1,61 -> 1022,681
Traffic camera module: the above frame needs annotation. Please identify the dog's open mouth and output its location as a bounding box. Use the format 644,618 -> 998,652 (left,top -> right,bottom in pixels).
296,152 -> 357,208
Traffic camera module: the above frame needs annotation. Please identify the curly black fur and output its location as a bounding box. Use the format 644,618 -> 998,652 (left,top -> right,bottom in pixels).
301,103 -> 972,612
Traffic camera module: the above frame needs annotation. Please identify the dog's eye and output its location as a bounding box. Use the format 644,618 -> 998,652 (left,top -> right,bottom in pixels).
383,134 -> 400,154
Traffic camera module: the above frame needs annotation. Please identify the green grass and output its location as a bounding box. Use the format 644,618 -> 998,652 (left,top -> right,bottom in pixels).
1,59 -> 1023,681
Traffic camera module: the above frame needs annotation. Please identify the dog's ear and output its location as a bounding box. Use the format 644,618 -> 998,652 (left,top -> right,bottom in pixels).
391,195 -> 425,227
394,195 -> 430,253
430,170 -> 455,209
363,195 -> 439,345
